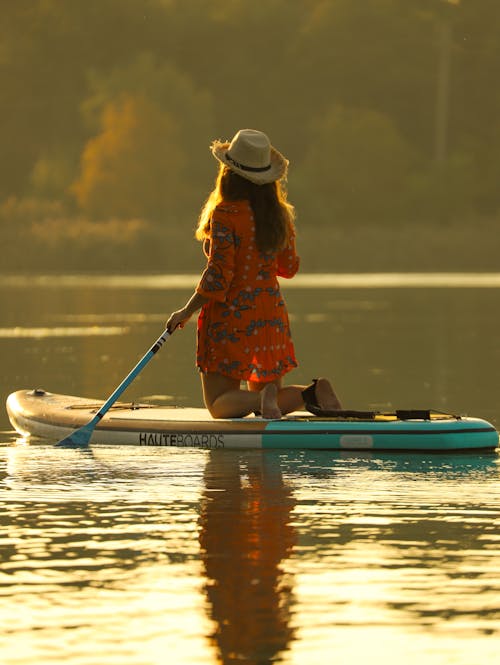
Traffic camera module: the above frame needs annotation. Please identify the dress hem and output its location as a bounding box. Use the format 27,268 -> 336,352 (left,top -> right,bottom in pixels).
196,363 -> 298,383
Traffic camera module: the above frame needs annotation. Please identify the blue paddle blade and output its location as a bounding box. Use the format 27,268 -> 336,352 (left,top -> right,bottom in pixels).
53,328 -> 170,449
55,422 -> 94,448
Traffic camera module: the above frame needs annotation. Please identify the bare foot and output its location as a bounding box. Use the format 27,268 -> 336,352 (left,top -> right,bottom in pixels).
260,383 -> 282,419
315,377 -> 342,410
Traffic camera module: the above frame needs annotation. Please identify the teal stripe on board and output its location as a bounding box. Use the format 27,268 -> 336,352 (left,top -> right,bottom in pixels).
262,418 -> 499,451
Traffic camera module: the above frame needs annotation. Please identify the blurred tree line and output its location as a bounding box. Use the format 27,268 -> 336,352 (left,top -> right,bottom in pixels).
1,0 -> 499,271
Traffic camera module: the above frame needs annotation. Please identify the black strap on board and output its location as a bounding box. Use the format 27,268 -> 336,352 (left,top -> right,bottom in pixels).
303,405 -> 457,421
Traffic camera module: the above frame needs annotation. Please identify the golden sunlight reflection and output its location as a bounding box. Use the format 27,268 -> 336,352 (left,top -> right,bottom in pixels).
1,444 -> 499,665
288,626 -> 500,665
5,272 -> 500,290
57,312 -> 167,323
0,326 -> 128,338
198,451 -> 296,663
2,446 -> 213,663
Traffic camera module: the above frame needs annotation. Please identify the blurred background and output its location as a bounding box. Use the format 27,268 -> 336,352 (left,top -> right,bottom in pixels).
1,0 -> 499,273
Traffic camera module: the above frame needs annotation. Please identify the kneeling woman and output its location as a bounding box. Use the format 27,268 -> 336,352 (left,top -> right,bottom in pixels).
166,129 -> 341,419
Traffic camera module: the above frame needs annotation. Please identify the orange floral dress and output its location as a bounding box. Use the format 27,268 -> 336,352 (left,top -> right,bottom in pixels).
195,199 -> 299,382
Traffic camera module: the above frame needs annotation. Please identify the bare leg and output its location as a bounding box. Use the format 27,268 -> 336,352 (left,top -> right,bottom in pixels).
201,372 -> 257,418
201,372 -> 281,419
201,373 -> 342,420
248,379 -> 303,415
249,377 -> 342,414
259,383 -> 281,419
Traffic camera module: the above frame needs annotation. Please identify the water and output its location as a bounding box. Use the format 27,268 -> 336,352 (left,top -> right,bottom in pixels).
1,274 -> 499,664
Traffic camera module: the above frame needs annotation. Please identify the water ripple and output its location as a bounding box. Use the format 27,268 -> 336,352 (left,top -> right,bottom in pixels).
0,446 -> 499,664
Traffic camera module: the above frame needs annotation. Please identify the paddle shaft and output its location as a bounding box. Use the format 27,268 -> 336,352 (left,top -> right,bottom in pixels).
56,328 -> 170,446
90,328 -> 170,426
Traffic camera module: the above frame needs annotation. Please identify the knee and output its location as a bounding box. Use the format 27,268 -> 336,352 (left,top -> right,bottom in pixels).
202,394 -> 219,418
206,402 -> 223,419
203,396 -> 232,419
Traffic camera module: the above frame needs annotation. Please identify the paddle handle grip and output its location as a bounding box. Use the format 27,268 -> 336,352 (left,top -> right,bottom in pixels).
93,328 -> 170,423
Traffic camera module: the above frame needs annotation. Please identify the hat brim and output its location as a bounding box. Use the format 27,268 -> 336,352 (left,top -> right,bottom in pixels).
211,140 -> 288,185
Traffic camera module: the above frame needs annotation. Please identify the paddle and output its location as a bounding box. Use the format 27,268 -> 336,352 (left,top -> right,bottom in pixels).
56,328 -> 170,447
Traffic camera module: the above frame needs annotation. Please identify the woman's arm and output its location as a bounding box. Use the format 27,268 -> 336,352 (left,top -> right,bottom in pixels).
277,233 -> 300,278
166,291 -> 208,333
167,209 -> 234,333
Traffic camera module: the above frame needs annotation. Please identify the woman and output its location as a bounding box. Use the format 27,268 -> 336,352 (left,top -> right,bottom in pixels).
166,129 -> 341,419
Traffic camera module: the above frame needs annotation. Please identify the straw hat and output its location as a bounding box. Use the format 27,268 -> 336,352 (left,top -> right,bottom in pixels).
211,129 -> 288,185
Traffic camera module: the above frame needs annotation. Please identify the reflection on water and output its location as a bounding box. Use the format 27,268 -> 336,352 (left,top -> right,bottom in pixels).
0,444 -> 499,665
0,326 -> 128,338
1,445 -> 209,664
4,272 -> 500,289
0,276 -> 499,663
200,452 -> 295,663
287,452 -> 500,647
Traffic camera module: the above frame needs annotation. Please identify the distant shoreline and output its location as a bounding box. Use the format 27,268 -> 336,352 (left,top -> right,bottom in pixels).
2,217 -> 499,274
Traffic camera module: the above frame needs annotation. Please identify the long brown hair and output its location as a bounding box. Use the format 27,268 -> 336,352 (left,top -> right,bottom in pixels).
196,166 -> 296,253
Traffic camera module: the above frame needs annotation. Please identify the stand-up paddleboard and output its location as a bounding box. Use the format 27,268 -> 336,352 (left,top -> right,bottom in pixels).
6,389 -> 499,452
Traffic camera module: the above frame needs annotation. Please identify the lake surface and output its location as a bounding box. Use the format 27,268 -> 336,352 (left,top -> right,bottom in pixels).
1,274 -> 499,664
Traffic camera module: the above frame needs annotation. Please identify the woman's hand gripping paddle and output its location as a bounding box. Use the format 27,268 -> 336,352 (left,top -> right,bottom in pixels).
55,329 -> 170,447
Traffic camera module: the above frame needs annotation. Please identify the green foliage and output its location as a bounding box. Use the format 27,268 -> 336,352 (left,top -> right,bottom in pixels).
407,151 -> 479,222
80,52 -> 215,194
30,151 -> 77,200
293,106 -> 415,225
0,0 -> 500,271
72,95 -> 188,219
0,196 -> 185,273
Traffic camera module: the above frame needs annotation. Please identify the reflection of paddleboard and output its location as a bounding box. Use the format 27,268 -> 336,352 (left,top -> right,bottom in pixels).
6,389 -> 499,452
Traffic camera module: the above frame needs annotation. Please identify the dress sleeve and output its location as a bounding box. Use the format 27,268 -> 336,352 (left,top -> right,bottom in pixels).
196,214 -> 235,302
276,232 -> 300,278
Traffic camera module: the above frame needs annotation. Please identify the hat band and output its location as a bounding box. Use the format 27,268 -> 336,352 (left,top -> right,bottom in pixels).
226,152 -> 271,173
